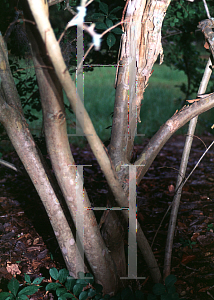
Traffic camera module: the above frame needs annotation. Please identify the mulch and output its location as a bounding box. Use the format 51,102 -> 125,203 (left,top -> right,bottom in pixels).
1,134 -> 214,299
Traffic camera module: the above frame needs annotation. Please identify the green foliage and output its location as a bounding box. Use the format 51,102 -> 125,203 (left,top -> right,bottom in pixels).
179,238 -> 196,249
163,0 -> 214,102
45,269 -> 97,299
0,274 -> 43,300
0,268 -> 183,300
207,223 -> 214,232
9,59 -> 40,123
91,2 -> 123,49
147,275 -> 181,300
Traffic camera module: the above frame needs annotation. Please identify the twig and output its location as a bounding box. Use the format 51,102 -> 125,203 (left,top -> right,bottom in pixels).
0,159 -> 22,173
202,0 -> 211,19
151,140 -> 214,249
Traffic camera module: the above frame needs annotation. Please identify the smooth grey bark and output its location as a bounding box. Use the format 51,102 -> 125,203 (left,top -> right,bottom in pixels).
23,2 -> 119,294
0,35 -> 78,277
135,90 -> 214,184
27,0 -> 162,284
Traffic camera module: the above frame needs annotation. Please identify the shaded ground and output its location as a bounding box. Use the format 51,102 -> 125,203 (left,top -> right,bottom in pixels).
1,134 -> 214,299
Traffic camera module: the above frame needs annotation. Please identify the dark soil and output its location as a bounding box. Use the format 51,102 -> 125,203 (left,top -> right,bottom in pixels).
1,134 -> 214,299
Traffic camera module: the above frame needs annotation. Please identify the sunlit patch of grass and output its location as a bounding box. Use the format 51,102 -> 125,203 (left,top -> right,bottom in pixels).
9,58 -> 213,150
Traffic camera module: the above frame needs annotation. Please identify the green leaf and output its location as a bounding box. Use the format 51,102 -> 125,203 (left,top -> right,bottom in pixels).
184,10 -> 188,18
176,11 -> 182,19
17,295 -> 29,300
18,285 -> 40,296
108,14 -> 119,21
49,268 -> 59,280
94,295 -> 102,300
73,284 -> 83,296
32,277 -> 44,285
65,277 -> 76,290
46,282 -> 62,291
152,283 -> 166,295
167,285 -> 176,294
107,33 -> 116,49
8,277 -> 19,297
79,291 -> 88,300
56,287 -> 67,297
94,283 -> 103,294
0,292 -> 14,300
112,27 -> 123,34
24,274 -> 31,284
85,273 -> 94,284
105,18 -> 113,28
96,22 -> 107,30
58,293 -> 76,300
58,269 -> 69,284
91,13 -> 105,19
165,275 -> 177,288
88,288 -> 96,297
99,2 -> 108,14
110,7 -> 123,14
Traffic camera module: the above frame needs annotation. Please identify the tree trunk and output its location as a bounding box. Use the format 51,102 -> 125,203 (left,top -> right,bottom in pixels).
22,1 -> 120,295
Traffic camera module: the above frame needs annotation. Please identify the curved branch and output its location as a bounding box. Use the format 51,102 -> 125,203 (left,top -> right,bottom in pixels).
135,92 -> 214,184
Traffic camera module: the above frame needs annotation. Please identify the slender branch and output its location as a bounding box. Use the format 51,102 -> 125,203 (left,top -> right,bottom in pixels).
0,159 -> 21,173
163,57 -> 212,279
202,0 -> 211,19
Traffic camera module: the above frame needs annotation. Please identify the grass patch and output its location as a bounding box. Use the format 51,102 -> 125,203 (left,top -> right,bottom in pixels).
3,58 -> 213,152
